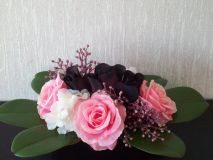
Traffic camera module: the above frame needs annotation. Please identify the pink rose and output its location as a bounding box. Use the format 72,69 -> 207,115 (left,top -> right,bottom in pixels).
140,80 -> 177,124
73,92 -> 126,151
37,75 -> 67,118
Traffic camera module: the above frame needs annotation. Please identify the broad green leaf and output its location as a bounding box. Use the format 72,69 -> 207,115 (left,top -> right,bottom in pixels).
167,87 -> 209,123
11,125 -> 80,157
0,99 -> 42,128
130,131 -> 186,158
31,71 -> 49,94
144,75 -> 167,87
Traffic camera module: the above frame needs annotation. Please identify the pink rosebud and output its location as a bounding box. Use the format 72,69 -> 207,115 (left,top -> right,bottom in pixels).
73,92 -> 126,151
140,80 -> 177,125
37,75 -> 67,118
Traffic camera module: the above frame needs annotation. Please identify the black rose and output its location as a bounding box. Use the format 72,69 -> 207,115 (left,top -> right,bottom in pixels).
63,66 -> 102,93
95,63 -> 144,102
63,63 -> 144,103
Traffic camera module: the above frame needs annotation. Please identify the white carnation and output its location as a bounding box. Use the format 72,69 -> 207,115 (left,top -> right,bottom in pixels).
44,88 -> 90,134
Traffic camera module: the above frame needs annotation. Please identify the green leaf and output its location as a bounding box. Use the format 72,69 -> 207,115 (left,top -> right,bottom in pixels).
144,75 -> 167,87
31,71 -> 49,94
11,125 -> 80,157
0,99 -> 42,128
167,87 -> 209,123
130,131 -> 186,158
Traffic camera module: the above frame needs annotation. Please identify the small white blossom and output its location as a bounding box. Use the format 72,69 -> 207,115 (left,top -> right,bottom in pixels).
44,88 -> 90,134
127,66 -> 137,73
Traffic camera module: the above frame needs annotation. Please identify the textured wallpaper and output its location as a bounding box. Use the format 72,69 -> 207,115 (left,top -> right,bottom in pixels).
0,0 -> 213,100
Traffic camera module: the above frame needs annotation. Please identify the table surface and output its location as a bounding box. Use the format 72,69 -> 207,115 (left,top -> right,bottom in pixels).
0,101 -> 212,160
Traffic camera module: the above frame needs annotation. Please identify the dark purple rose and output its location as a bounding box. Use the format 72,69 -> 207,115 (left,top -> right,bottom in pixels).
95,63 -> 144,102
63,63 -> 144,102
63,66 -> 102,93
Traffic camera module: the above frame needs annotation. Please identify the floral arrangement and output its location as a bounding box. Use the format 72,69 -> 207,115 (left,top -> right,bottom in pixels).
0,45 -> 209,158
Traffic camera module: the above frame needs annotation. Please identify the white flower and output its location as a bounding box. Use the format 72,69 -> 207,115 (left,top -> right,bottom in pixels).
44,88 -> 90,134
127,66 -> 137,73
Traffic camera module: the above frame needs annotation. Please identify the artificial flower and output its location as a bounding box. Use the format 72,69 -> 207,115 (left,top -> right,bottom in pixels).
63,66 -> 102,93
37,74 -> 67,118
140,80 -> 177,124
44,88 -> 90,134
73,92 -> 126,151
95,63 -> 144,102
127,66 -> 137,73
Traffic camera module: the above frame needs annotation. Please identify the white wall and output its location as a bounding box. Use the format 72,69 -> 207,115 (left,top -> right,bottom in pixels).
0,0 -> 212,100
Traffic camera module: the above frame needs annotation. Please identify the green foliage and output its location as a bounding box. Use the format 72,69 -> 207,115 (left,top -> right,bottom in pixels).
167,87 -> 209,123
31,71 -> 49,94
130,131 -> 186,158
0,99 -> 42,128
144,75 -> 167,87
11,125 -> 80,157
